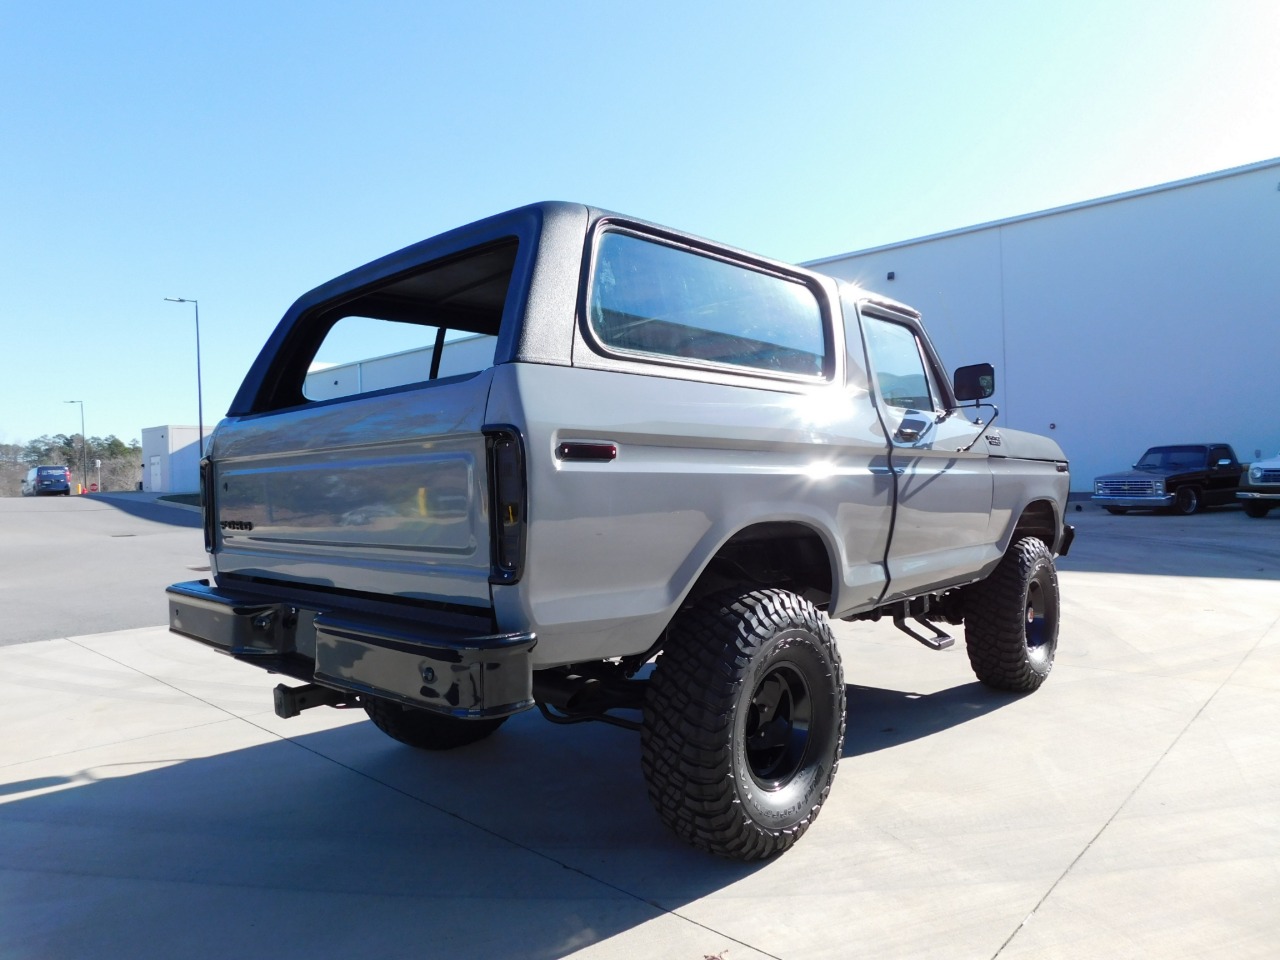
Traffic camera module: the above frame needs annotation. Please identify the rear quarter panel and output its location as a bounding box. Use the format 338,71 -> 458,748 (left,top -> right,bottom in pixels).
486,362 -> 894,668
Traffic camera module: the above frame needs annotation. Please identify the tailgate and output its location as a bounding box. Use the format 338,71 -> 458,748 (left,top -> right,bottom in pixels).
208,370 -> 496,607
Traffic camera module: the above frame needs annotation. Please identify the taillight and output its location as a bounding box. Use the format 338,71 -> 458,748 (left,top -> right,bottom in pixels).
484,426 -> 526,584
199,457 -> 216,552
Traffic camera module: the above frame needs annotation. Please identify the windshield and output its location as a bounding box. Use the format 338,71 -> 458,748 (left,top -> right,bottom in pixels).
1136,446 -> 1207,470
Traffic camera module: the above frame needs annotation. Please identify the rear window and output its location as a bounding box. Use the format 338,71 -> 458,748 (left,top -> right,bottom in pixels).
587,231 -> 827,378
38,467 -> 68,476
297,239 -> 517,403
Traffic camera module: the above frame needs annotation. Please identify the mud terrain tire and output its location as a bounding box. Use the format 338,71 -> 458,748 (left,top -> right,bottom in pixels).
641,588 -> 845,861
963,537 -> 1060,692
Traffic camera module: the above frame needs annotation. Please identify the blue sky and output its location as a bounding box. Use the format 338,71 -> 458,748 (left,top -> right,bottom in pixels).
2,0 -> 1277,445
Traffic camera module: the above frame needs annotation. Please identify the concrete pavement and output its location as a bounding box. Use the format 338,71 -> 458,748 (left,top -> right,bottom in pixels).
1,506 -> 1277,959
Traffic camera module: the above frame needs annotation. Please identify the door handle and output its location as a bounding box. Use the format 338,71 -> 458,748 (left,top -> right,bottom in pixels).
895,416 -> 929,443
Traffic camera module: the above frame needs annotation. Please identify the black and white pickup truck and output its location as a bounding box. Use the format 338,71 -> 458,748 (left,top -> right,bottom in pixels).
167,202 -> 1074,860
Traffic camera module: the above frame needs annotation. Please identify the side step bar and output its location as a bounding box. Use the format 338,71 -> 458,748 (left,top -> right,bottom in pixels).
892,613 -> 956,650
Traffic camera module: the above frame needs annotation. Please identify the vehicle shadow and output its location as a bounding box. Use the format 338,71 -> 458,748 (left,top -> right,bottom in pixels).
3,677 -> 1025,957
84,492 -> 202,529
0,711 -> 768,960
844,681 -> 1018,757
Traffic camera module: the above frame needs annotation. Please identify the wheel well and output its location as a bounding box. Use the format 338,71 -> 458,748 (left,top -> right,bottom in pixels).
690,522 -> 833,609
1012,499 -> 1059,550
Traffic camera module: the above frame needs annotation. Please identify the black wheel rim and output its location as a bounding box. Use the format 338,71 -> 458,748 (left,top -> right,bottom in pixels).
1025,575 -> 1053,656
744,662 -> 813,789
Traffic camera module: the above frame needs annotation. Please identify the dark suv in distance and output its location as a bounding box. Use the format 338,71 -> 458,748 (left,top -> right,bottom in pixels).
1091,443 -> 1242,515
21,465 -> 72,496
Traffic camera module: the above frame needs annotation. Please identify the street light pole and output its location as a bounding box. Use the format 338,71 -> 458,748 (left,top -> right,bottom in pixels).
63,400 -> 86,492
164,297 -> 205,456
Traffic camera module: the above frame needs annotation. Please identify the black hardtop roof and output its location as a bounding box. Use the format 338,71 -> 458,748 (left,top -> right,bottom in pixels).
293,200 -> 840,309
229,201 -> 914,416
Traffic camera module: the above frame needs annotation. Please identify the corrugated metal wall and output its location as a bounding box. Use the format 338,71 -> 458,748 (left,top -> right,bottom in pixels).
810,159 -> 1280,490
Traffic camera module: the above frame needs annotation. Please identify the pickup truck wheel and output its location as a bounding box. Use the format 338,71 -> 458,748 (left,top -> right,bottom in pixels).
641,588 -> 845,861
1173,486 -> 1201,515
1243,502 -> 1271,518
963,537 -> 1059,692
363,697 -> 506,750
1104,507 -> 1128,516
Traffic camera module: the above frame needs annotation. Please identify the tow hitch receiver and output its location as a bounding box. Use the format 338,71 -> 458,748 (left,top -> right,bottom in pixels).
274,683 -> 352,719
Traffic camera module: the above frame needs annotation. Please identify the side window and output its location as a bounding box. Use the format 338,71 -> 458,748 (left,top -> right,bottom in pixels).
861,314 -> 941,412
305,317 -> 440,401
304,319 -> 498,402
588,231 -> 827,377
298,240 -> 515,403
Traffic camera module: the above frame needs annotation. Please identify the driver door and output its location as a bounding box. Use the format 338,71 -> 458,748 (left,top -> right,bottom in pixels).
859,310 -> 996,601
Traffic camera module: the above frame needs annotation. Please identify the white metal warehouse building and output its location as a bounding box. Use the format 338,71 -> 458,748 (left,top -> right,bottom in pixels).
809,157 -> 1280,491
140,425 -> 211,493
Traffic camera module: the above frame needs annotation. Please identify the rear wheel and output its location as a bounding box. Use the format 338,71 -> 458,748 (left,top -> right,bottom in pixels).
963,537 -> 1060,692
641,588 -> 845,861
1243,502 -> 1272,519
363,696 -> 506,750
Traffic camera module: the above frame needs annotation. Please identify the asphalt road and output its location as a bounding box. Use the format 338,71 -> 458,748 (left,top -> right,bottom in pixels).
0,492 -> 207,646
1055,499 -> 1280,580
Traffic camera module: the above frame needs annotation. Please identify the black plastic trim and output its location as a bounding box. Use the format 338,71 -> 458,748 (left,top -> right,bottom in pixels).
484,425 -> 528,584
556,442 -> 617,462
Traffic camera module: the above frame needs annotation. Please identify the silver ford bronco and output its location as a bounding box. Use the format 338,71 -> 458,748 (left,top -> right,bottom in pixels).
167,202 -> 1074,860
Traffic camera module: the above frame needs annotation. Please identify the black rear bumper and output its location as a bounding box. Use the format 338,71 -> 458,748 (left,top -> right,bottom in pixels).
166,580 -> 536,719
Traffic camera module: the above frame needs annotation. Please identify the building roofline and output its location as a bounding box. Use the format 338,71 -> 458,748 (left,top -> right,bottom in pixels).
807,156 -> 1280,266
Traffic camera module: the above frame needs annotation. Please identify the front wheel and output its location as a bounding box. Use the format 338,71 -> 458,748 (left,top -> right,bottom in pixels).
363,696 -> 506,750
1173,486 -> 1201,515
963,537 -> 1060,692
1104,507 -> 1128,516
641,588 -> 845,861
1243,502 -> 1272,519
